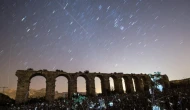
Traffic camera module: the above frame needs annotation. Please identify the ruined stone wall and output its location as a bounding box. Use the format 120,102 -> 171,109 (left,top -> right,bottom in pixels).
15,69 -> 169,104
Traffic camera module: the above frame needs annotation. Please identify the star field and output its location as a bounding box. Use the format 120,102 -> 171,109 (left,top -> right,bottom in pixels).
0,0 -> 190,92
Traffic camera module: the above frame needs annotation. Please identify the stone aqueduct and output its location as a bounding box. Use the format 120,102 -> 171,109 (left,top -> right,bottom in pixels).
15,69 -> 170,103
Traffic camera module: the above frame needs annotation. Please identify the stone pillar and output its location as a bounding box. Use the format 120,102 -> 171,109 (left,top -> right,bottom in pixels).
134,77 -> 144,93
15,78 -> 30,104
86,77 -> 95,96
114,77 -> 124,94
101,76 -> 110,95
143,76 -> 151,92
45,77 -> 55,102
124,76 -> 134,93
68,78 -> 77,98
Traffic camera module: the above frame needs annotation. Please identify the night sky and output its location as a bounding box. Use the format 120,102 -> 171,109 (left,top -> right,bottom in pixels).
0,0 -> 190,92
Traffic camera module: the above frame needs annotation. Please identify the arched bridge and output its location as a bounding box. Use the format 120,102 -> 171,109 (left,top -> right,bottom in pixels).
15,69 -> 170,103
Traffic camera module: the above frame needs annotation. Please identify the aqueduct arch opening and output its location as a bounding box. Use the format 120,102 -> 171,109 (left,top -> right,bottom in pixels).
95,77 -> 102,94
77,76 -> 87,94
122,78 -> 126,93
132,78 -> 136,92
15,70 -> 170,103
55,76 -> 68,99
29,76 -> 46,98
109,77 -> 115,91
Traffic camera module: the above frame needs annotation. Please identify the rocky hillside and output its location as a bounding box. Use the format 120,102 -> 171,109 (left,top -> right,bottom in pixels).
0,88 -> 70,99
29,88 -> 46,98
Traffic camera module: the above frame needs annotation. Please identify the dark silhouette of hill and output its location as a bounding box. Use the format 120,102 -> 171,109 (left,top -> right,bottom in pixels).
0,93 -> 15,106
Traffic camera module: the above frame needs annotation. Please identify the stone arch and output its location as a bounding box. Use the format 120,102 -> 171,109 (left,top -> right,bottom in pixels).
109,75 -> 123,94
123,76 -> 134,93
28,73 -> 47,99
122,77 -> 126,93
55,75 -> 69,99
100,75 -> 110,95
109,76 -> 115,91
77,76 -> 87,94
55,73 -> 71,81
94,75 -> 103,94
75,74 -> 90,95
29,72 -> 47,81
132,76 -> 144,93
132,77 -> 136,92
29,76 -> 46,98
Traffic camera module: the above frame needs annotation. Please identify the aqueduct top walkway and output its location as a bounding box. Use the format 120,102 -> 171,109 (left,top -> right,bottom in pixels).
15,69 -> 170,103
